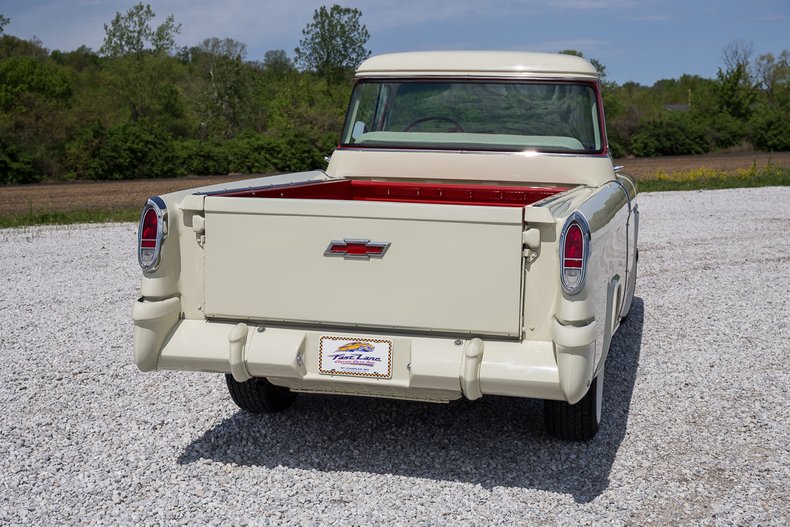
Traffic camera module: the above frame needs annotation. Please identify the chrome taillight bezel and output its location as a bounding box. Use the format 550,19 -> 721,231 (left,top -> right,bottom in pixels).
137,196 -> 167,272
560,211 -> 590,295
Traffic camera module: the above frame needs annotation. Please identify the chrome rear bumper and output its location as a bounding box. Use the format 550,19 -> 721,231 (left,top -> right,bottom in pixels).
133,297 -> 596,404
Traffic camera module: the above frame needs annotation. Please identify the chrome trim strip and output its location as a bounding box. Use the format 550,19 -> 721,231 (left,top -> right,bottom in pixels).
354,74 -> 600,82
195,177 -> 332,197
206,316 -> 521,342
559,211 -> 591,295
336,147 -> 609,159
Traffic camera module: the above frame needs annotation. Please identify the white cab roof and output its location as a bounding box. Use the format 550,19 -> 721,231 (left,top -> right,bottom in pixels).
356,51 -> 599,79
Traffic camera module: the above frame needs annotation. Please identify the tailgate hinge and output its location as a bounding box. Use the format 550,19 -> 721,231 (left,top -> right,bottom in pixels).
522,227 -> 541,262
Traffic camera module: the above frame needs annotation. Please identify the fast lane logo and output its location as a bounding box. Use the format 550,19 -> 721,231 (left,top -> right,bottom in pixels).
330,341 -> 381,366
337,342 -> 375,353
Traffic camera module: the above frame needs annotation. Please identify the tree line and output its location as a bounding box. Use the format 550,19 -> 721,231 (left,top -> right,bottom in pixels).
0,5 -> 788,184
600,41 -> 789,158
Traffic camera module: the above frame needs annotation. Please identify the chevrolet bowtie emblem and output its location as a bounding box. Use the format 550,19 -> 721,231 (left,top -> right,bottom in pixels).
324,239 -> 391,259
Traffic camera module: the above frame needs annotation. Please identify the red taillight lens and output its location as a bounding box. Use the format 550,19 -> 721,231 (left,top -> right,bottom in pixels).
138,198 -> 166,271
140,208 -> 158,248
561,215 -> 589,295
563,223 -> 584,268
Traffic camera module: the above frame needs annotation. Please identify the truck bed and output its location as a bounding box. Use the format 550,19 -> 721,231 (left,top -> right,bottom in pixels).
209,179 -> 569,207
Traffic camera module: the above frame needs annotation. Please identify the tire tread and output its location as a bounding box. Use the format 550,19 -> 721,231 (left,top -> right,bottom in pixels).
544,376 -> 600,441
225,375 -> 297,413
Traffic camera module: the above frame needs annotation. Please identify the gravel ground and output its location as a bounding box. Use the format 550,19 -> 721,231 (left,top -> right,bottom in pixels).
1,187 -> 788,526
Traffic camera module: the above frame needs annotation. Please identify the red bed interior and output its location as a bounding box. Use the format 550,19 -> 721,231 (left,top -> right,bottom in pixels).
218,179 -> 568,207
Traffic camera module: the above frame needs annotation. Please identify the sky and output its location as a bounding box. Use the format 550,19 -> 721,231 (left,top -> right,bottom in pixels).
1,0 -> 788,85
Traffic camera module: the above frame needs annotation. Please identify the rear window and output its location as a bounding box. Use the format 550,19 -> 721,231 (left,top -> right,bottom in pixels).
341,80 -> 604,153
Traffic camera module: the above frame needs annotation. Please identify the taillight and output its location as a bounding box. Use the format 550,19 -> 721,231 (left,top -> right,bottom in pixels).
138,197 -> 167,272
560,212 -> 590,294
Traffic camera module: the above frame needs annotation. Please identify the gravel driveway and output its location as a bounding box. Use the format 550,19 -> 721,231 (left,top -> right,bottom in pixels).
1,187 -> 788,526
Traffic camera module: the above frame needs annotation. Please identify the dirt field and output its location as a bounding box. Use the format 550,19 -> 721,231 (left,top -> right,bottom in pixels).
1,152 -> 788,218
0,175 -> 244,217
613,151 -> 790,177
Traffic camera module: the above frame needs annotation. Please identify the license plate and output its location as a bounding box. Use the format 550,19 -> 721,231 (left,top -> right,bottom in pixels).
318,336 -> 393,379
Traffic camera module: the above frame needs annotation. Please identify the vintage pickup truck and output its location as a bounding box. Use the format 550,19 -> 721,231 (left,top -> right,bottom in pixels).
132,51 -> 638,441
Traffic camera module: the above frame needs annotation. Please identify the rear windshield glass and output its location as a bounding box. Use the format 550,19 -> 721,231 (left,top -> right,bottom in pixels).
341,80 -> 603,153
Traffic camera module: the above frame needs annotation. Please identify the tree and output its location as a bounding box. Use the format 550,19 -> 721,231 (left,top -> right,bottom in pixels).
98,3 -> 185,124
263,49 -> 294,77
100,2 -> 181,57
714,64 -> 757,120
198,37 -> 247,60
0,56 -> 74,181
754,50 -> 790,101
0,14 -> 9,35
191,37 -> 255,138
0,34 -> 49,59
294,5 -> 370,80
722,39 -> 754,77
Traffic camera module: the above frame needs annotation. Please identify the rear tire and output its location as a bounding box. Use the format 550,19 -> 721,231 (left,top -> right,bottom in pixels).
544,367 -> 604,441
225,375 -> 297,413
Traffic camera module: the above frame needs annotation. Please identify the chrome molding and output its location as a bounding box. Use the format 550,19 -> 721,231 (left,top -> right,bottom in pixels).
195,176 -> 330,197
336,146 -> 609,159
610,178 -> 632,213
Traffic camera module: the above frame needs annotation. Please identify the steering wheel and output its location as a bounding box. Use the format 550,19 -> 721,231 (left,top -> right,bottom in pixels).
404,116 -> 464,132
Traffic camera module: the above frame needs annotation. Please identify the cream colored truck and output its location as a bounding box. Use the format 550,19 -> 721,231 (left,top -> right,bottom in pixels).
132,51 -> 638,441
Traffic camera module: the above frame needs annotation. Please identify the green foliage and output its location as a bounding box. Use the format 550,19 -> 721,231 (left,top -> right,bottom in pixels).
749,107 -> 790,151
101,54 -> 191,124
0,138 -> 37,184
50,46 -> 101,71
699,113 -> 746,149
1,34 -> 48,60
189,38 -> 256,138
630,115 -> 710,157
714,64 -> 757,120
605,49 -> 789,157
0,53 -> 74,181
294,5 -> 370,81
263,49 -> 294,78
0,55 -> 72,109
65,120 -> 178,180
0,15 -> 787,186
171,131 -> 330,176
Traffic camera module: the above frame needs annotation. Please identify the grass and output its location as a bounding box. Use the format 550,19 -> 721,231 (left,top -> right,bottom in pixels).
636,163 -> 790,192
1,162 -> 788,228
0,208 -> 139,229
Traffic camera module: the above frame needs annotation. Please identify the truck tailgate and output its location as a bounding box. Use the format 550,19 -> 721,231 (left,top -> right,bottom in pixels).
202,197 -> 525,337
